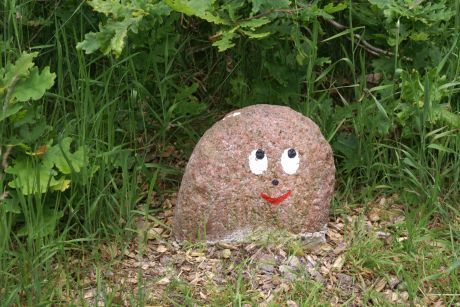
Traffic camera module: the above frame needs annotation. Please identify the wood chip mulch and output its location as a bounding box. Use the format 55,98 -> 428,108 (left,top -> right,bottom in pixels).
75,195 -> 425,306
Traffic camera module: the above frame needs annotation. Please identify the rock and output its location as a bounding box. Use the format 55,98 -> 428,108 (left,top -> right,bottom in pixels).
173,104 -> 335,242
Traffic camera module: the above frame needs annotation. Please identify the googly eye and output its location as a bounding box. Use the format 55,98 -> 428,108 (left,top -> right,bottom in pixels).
281,148 -> 299,175
249,149 -> 268,175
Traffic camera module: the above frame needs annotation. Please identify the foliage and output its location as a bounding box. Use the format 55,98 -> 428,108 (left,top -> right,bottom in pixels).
1,52 -> 54,119
77,0 -> 172,56
1,52 -> 86,199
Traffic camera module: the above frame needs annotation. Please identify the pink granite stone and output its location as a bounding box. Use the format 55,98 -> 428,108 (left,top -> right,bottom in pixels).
173,104 -> 335,242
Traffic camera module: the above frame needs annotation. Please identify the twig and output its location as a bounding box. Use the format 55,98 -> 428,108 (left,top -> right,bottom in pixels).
1,145 -> 12,170
3,75 -> 20,112
0,190 -> 8,202
0,145 -> 12,194
326,19 -> 394,57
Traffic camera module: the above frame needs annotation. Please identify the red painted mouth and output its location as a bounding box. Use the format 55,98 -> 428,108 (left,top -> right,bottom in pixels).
260,191 -> 292,205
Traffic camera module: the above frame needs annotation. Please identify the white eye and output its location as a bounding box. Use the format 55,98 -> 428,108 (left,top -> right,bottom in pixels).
281,148 -> 299,175
248,149 -> 268,175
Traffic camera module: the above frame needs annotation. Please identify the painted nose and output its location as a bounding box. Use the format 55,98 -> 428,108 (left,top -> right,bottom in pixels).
272,179 -> 279,186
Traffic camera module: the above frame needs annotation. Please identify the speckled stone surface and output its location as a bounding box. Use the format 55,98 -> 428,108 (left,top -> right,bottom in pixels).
173,104 -> 335,242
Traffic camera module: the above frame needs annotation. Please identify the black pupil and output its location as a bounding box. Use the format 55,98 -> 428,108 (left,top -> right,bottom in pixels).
288,148 -> 296,158
255,149 -> 265,160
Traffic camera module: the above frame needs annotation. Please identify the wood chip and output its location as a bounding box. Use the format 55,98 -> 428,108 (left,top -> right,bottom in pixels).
332,255 -> 345,271
374,278 -> 386,292
217,242 -> 238,250
368,207 -> 381,222
376,231 -> 391,238
156,277 -> 170,285
190,251 -> 205,257
388,276 -> 400,289
156,245 -> 167,253
196,291 -> 206,300
84,288 -> 96,299
222,249 -> 231,259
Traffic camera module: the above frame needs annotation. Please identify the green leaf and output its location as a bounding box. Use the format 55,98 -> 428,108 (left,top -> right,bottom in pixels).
240,30 -> 271,39
436,107 -> 460,128
0,104 -> 23,122
165,0 -> 227,24
212,31 -> 238,52
3,52 -> 38,82
410,31 -> 429,41
239,18 -> 271,29
17,208 -> 64,239
78,0 -> 172,55
77,17 -> 142,56
6,159 -> 58,195
50,178 -> 71,192
251,0 -> 291,14
427,143 -> 456,154
13,67 -> 56,102
87,0 -> 127,17
76,31 -> 111,55
43,137 -> 87,174
2,199 -> 21,214
175,101 -> 208,116
323,2 -> 347,14
149,2 -> 173,16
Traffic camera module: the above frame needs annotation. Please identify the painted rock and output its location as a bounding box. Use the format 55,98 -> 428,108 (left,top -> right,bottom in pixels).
173,104 -> 335,242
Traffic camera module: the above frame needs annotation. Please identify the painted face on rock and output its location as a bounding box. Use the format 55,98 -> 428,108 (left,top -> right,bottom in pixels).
248,147 -> 300,205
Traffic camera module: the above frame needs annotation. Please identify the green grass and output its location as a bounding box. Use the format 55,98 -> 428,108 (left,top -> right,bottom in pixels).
1,0 -> 459,305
